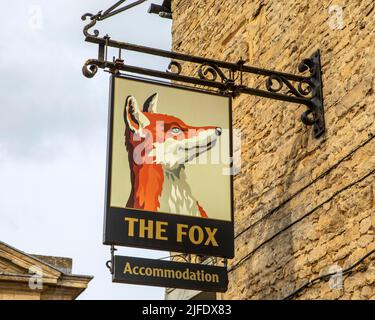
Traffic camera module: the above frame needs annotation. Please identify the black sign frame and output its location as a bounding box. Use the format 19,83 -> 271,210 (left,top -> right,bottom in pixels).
103,75 -> 234,258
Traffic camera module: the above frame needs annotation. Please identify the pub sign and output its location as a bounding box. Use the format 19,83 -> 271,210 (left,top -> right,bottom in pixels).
104,76 -> 234,258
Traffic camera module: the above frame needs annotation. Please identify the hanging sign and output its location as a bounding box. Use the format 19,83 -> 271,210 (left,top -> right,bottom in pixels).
104,75 -> 234,258
113,255 -> 228,292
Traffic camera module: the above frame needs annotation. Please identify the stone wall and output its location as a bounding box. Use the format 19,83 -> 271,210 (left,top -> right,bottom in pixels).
171,0 -> 375,299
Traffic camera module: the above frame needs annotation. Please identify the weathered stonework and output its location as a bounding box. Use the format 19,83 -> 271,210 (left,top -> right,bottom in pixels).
172,0 -> 375,299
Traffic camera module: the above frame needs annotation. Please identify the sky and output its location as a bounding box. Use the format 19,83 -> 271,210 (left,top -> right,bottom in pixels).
0,0 -> 172,300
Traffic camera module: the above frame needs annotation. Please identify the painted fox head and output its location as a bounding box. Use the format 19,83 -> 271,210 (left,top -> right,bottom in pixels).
124,93 -> 222,170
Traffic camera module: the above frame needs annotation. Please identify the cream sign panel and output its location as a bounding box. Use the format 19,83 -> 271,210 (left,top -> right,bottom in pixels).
110,77 -> 232,222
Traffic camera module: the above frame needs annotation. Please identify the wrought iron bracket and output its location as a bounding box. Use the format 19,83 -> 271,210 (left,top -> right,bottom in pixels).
106,245 -> 117,274
81,1 -> 325,138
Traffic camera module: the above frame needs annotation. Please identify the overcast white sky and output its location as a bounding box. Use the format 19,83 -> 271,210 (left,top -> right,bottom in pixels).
0,0 -> 172,300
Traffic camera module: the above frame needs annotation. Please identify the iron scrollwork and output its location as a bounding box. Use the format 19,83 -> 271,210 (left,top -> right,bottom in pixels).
81,1 -> 325,138
82,59 -> 106,78
81,13 -> 101,38
298,51 -> 325,136
198,63 -> 237,93
166,61 -> 182,75
265,75 -> 313,98
81,0 -> 148,38
198,63 -> 228,83
263,51 -> 324,137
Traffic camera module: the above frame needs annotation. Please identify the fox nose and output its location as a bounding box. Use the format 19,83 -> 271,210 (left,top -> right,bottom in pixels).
215,127 -> 222,136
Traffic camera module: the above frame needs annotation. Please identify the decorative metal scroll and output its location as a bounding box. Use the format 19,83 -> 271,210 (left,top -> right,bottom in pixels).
82,0 -> 148,37
81,0 -> 325,138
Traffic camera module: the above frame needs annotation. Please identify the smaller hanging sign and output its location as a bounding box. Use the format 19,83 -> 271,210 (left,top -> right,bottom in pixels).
112,255 -> 228,292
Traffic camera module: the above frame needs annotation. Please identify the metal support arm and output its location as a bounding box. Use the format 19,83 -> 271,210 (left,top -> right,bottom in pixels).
81,1 -> 325,138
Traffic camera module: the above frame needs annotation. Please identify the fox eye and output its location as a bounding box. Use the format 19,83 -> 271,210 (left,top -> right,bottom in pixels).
170,127 -> 182,135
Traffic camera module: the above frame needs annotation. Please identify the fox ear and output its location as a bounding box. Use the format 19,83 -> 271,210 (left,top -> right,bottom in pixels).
124,96 -> 150,134
143,93 -> 158,113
